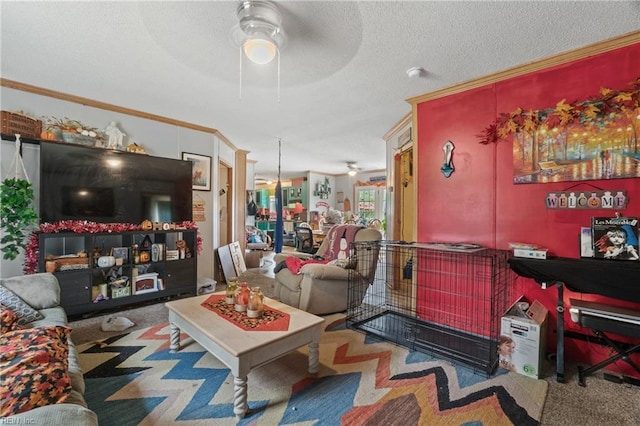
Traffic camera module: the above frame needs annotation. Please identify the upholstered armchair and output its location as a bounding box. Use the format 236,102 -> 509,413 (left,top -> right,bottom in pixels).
246,225 -> 272,250
273,225 -> 382,315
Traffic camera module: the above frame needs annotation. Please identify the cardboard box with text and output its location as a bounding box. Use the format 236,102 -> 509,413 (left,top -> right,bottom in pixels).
499,298 -> 548,378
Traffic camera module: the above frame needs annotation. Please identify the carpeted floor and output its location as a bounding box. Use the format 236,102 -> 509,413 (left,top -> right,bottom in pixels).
69,249 -> 640,425
77,314 -> 547,425
71,301 -> 640,425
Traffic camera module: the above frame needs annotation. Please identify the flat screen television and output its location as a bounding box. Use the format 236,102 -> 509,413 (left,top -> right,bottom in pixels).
39,141 -> 193,224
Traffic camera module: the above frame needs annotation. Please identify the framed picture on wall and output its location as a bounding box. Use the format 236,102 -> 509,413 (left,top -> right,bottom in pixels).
182,152 -> 211,191
398,127 -> 412,146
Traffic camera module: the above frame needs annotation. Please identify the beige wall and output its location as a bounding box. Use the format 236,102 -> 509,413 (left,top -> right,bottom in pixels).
0,84 -> 240,280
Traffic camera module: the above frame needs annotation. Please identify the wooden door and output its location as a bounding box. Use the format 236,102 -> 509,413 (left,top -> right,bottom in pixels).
218,162 -> 232,247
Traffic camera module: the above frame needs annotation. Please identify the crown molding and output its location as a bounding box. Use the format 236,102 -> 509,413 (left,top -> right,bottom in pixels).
382,113 -> 412,142
407,30 -> 640,105
0,78 -> 222,136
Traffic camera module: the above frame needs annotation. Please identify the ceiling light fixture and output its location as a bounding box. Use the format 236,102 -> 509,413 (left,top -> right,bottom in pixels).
243,37 -> 277,65
347,161 -> 359,176
231,0 -> 287,100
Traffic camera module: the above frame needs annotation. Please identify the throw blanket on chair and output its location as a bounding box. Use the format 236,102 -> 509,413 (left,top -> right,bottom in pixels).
280,225 -> 364,274
283,257 -> 329,274
323,224 -> 363,261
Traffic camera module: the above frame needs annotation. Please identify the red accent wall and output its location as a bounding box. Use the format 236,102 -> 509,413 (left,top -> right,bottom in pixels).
415,43 -> 640,375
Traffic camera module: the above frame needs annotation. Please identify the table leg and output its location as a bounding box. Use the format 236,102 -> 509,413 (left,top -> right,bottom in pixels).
233,375 -> 248,419
556,282 -> 565,383
308,341 -> 320,375
169,323 -> 180,353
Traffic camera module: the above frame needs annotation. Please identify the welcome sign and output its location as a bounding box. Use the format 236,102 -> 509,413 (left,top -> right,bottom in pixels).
545,190 -> 627,210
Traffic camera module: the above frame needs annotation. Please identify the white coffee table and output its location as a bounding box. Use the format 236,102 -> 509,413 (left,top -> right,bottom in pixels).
165,292 -> 325,419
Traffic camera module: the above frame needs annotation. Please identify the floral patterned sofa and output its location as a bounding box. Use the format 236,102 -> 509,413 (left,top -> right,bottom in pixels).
0,273 -> 97,425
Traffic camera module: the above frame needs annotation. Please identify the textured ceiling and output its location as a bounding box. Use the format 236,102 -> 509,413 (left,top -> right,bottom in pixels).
2,1 -> 639,180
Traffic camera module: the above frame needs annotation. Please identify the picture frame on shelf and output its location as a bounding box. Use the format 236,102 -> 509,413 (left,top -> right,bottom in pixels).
134,272 -> 160,295
182,152 -> 212,191
111,247 -> 129,263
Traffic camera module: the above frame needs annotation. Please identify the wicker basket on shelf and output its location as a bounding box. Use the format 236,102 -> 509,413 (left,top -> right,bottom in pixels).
0,111 -> 42,139
45,256 -> 90,272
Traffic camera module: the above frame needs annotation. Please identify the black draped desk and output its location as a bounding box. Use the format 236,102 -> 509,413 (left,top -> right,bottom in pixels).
508,257 -> 640,382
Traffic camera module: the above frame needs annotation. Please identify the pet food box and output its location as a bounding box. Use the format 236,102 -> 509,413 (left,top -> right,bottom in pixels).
500,297 -> 548,378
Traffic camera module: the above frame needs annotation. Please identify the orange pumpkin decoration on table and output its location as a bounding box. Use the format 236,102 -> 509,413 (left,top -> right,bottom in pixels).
40,130 -> 56,140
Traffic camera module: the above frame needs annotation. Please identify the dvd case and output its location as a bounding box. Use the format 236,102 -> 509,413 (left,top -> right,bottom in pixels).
591,217 -> 639,261
580,227 -> 594,258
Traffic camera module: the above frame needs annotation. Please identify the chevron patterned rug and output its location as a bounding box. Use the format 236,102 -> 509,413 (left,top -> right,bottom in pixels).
78,314 -> 547,425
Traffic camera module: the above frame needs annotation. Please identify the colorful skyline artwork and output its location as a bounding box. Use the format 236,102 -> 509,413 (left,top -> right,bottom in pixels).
478,77 -> 640,184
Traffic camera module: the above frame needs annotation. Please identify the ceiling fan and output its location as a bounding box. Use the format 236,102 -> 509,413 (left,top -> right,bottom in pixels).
347,161 -> 359,176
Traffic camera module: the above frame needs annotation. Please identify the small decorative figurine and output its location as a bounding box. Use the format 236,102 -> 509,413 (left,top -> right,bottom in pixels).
104,121 -> 125,150
176,240 -> 189,259
126,142 -> 146,153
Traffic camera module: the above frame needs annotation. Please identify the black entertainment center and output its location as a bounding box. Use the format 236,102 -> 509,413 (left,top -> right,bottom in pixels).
36,141 -> 198,317
39,229 -> 197,317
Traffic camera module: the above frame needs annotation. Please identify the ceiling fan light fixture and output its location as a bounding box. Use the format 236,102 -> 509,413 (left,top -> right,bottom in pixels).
231,0 -> 287,100
347,161 -> 359,176
233,0 -> 286,64
243,36 -> 277,64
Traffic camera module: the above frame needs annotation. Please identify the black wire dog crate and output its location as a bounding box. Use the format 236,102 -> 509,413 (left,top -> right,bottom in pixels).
347,241 -> 515,374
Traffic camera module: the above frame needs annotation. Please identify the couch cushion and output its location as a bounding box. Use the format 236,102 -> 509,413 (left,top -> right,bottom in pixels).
0,284 -> 44,325
1,303 -> 23,334
0,273 -> 61,310
24,307 -> 87,398
328,257 -> 356,269
0,325 -> 72,416
28,306 -> 68,328
7,403 -> 98,426
275,267 -> 304,292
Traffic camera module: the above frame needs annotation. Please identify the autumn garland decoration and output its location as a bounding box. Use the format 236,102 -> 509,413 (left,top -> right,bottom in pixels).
477,77 -> 640,145
24,221 -> 203,274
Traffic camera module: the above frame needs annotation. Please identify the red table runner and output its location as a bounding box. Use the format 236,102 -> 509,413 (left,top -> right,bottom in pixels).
201,294 -> 290,331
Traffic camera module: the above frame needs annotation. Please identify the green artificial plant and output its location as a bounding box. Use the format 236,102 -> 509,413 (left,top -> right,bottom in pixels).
0,178 -> 39,260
